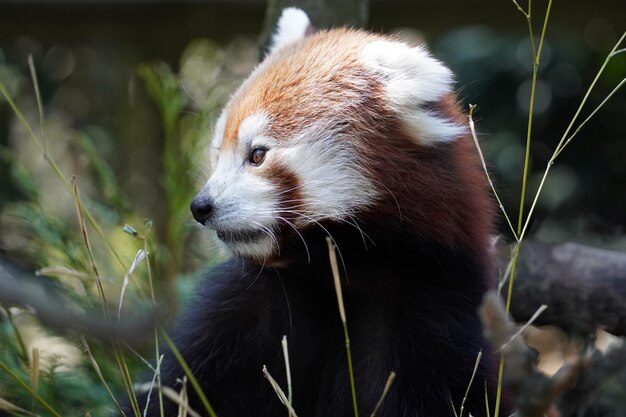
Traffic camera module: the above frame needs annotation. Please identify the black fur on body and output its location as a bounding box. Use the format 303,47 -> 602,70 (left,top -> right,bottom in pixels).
134,224 -> 499,417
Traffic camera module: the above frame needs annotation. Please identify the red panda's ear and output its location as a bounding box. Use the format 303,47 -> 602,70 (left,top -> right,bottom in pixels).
269,8 -> 315,53
359,40 -> 466,144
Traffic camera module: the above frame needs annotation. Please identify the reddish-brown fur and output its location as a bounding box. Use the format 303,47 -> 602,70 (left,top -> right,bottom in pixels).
220,29 -> 492,271
222,29 -> 381,148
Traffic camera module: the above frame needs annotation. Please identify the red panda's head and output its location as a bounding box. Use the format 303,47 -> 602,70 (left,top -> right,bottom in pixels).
191,8 -> 489,263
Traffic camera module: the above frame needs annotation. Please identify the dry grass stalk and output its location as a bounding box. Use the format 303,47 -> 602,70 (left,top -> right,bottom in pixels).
80,336 -> 127,417
124,224 -> 165,416
326,237 -> 347,323
71,176 -> 108,318
458,351 -> 483,417
71,177 -> 141,416
118,248 -> 148,320
500,304 -> 547,352
468,105 -> 517,241
27,55 -> 47,155
282,335 -> 294,417
369,372 -> 396,417
177,377 -> 189,417
0,396 -> 37,416
159,328 -> 218,417
30,347 -> 39,394
35,266 -> 89,280
262,365 -> 300,417
141,354 -> 164,417
158,387 -> 202,417
326,236 -> 359,417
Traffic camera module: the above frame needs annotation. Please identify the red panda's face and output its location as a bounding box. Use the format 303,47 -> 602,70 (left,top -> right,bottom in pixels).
190,10 -> 466,262
193,104 -> 378,260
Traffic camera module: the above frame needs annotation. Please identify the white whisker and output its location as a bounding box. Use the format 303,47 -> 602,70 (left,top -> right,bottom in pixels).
275,270 -> 293,333
251,220 -> 280,253
246,257 -> 267,290
295,213 -> 349,281
372,178 -> 403,222
277,216 -> 311,262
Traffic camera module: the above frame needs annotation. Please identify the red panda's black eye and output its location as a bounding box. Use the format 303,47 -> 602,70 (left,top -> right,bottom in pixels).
249,148 -> 267,166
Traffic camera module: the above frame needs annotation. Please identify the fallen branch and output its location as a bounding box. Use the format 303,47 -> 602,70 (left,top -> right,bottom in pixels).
496,240 -> 626,336
0,256 -> 156,343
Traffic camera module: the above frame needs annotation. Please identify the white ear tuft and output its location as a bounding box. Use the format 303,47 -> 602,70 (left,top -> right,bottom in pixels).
270,7 -> 311,52
360,40 -> 465,144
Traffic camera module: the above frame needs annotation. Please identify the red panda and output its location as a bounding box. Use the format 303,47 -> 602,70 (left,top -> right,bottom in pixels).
137,7 -> 500,417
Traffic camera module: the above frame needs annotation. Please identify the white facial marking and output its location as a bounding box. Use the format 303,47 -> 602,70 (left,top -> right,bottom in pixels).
212,110 -> 227,150
202,110 -> 278,259
238,112 -> 270,149
204,147 -> 278,258
270,7 -> 311,52
400,111 -> 467,143
278,122 -> 378,224
209,110 -> 228,170
359,40 -> 466,143
229,235 -> 276,261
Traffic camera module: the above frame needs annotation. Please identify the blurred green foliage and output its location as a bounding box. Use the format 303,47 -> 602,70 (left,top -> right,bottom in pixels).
0,36 -> 250,415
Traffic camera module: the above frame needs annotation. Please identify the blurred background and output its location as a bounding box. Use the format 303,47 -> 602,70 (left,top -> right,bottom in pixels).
0,0 -> 624,415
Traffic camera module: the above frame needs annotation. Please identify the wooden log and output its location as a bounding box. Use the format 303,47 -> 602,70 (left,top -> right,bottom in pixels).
502,240 -> 626,336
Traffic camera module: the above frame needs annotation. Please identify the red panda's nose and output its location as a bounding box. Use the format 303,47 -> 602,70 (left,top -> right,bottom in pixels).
190,194 -> 214,225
